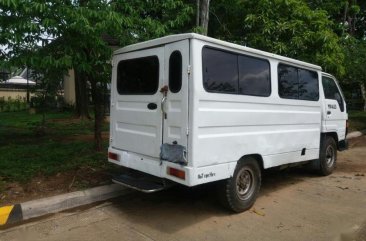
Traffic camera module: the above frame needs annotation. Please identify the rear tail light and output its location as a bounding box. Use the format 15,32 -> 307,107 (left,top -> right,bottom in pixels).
346,120 -> 349,136
167,167 -> 185,180
108,152 -> 119,161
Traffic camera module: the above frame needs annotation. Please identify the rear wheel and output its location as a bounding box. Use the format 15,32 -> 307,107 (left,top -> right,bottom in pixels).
217,157 -> 261,213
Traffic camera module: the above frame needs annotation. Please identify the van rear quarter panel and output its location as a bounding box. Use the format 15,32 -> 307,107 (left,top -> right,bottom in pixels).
190,39 -> 322,169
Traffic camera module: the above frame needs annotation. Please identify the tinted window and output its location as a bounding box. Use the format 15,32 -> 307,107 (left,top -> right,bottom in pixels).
202,47 -> 238,94
278,65 -> 298,99
278,64 -> 319,101
238,55 -> 271,96
298,69 -> 319,101
169,51 -> 182,93
117,56 -> 159,95
322,76 -> 344,111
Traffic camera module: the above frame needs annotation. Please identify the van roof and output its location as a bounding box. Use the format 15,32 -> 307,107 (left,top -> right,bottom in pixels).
114,33 -> 322,71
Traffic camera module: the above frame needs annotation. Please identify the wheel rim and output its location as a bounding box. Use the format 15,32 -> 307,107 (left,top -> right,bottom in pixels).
325,145 -> 335,167
235,167 -> 255,200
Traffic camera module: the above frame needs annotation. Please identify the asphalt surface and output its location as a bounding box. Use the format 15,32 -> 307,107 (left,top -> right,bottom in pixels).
1,146 -> 366,241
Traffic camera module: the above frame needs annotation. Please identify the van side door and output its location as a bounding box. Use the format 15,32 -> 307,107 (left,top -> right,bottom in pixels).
322,75 -> 348,141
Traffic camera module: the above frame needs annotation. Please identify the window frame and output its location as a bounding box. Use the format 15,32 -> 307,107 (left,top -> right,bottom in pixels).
202,46 -> 272,97
117,55 -> 160,95
278,63 -> 319,101
322,75 -> 345,112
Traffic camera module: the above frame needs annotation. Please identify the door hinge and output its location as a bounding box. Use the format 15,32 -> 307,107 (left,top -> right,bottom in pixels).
187,65 -> 191,75
186,127 -> 189,136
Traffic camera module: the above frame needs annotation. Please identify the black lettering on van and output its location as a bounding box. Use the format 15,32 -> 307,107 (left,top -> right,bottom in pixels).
198,172 -> 216,179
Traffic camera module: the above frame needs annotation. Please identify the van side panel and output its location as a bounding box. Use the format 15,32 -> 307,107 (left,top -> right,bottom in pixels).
190,39 -> 321,170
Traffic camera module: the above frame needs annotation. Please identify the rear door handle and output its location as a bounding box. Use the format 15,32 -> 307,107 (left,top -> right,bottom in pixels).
327,111 -> 331,115
147,103 -> 157,110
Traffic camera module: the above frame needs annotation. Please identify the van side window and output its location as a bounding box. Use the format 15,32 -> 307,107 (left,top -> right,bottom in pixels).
278,65 -> 298,99
322,76 -> 345,112
117,56 -> 159,95
299,69 -> 319,101
278,64 -> 319,101
202,47 -> 238,94
238,55 -> 271,97
169,51 -> 182,93
202,46 -> 271,96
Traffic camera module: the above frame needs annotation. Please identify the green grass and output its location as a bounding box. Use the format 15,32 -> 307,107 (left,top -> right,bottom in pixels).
348,111 -> 366,132
0,111 -> 110,182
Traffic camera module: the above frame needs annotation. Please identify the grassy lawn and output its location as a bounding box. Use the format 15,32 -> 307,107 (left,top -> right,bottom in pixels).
348,111 -> 366,132
0,111 -> 110,183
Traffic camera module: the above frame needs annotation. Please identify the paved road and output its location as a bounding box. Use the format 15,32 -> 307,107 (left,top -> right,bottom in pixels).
1,146 -> 366,241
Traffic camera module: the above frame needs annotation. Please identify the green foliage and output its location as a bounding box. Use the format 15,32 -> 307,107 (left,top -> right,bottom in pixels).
0,96 -> 28,112
0,0 -> 193,79
252,0 -> 344,75
342,38 -> 366,84
211,0 -> 344,77
348,111 -> 366,131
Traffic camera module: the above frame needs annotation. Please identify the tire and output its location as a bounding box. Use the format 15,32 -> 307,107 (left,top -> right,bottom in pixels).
317,136 -> 337,176
217,157 -> 261,213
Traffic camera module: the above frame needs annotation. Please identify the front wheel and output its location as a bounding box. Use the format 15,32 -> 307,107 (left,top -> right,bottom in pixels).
217,157 -> 261,213
318,136 -> 337,176
310,136 -> 337,176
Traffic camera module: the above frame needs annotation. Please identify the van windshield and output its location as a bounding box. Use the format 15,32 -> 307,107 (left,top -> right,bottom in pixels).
117,56 -> 159,95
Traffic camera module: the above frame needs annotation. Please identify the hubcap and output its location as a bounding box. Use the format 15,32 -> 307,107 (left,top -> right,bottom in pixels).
325,145 -> 335,167
236,168 -> 255,200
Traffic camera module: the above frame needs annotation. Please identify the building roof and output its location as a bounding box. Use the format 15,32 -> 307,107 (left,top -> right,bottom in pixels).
2,76 -> 36,85
114,33 -> 322,71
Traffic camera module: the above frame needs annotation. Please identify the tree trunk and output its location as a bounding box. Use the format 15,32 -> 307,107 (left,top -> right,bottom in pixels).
361,82 -> 366,111
90,77 -> 103,152
200,0 -> 210,35
197,0 -> 210,36
196,0 -> 200,27
74,70 -> 90,119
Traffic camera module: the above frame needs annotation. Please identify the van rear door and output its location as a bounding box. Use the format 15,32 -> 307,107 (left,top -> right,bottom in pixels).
322,74 -> 348,140
111,40 -> 189,159
111,47 -> 164,158
163,40 -> 189,149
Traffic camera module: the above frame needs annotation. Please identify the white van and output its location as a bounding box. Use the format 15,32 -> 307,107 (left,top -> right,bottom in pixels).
108,33 -> 348,212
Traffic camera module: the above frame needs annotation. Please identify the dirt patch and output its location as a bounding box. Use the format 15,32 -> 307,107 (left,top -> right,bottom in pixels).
348,135 -> 366,148
0,167 -> 112,206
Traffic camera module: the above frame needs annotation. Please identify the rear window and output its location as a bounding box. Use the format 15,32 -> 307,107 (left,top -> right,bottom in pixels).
169,51 -> 182,93
117,56 -> 159,95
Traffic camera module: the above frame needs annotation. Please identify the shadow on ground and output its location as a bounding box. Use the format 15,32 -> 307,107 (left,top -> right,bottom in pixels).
108,167 -> 319,234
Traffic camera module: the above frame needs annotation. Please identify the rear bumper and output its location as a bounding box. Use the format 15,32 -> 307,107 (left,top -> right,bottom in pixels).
338,139 -> 348,151
108,147 -> 232,187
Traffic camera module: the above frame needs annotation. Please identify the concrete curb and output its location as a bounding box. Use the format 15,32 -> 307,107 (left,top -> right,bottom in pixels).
0,184 -> 129,226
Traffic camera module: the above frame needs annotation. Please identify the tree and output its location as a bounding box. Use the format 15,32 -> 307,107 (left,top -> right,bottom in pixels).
0,0 -> 193,151
222,0 -> 345,76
